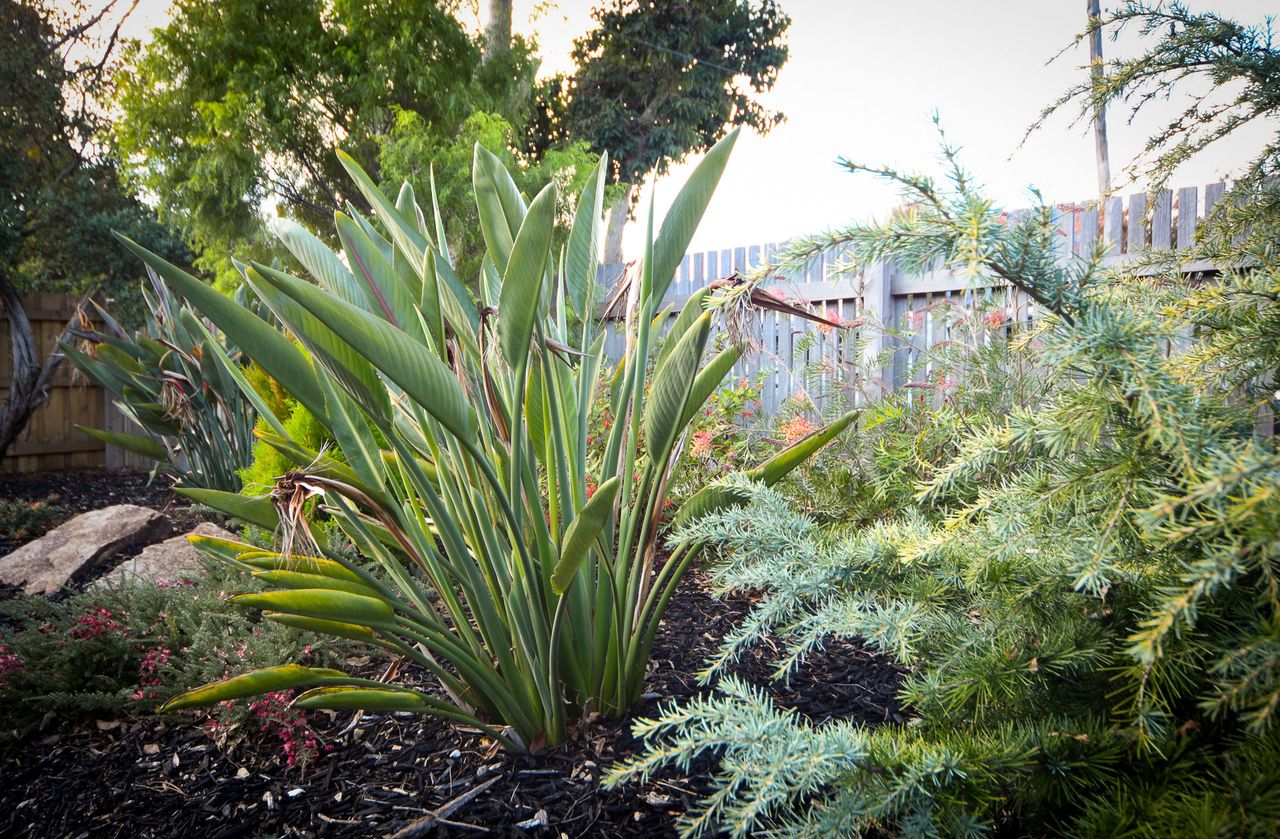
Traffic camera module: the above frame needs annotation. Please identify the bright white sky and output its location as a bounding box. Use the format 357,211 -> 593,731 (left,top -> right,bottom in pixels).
113,0 -> 1277,260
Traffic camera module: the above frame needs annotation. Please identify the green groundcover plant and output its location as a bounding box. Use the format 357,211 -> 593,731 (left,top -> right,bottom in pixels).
0,562 -> 346,751
116,132 -> 851,751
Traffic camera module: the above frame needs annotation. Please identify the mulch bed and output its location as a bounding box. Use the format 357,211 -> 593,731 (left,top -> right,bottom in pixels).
0,470 -> 207,558
0,470 -> 906,837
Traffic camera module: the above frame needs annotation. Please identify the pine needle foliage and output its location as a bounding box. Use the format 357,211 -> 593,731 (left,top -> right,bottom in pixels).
610,93 -> 1280,836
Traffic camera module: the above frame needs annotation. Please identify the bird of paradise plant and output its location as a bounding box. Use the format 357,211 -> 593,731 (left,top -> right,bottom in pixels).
120,131 -> 853,750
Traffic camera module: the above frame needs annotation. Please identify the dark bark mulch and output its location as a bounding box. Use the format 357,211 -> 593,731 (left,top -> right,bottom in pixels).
0,575 -> 906,838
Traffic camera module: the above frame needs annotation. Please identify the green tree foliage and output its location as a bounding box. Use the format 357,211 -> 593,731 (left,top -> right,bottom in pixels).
0,0 -> 187,460
114,0 -> 533,284
534,0 -> 791,263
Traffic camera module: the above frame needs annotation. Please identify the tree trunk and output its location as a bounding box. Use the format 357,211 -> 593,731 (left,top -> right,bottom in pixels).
0,275 -> 82,462
483,0 -> 513,63
1088,0 -> 1111,196
603,183 -> 637,267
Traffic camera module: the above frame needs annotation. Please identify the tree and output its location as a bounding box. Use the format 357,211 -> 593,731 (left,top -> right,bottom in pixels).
537,0 -> 790,264
1039,0 -> 1280,258
114,0 -> 535,285
0,0 -> 188,461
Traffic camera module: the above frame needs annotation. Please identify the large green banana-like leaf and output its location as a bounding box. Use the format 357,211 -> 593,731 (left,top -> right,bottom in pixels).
237,554 -> 366,583
159,664 -> 349,711
272,218 -> 371,312
177,312 -> 288,438
251,570 -> 383,599
247,265 -> 393,423
552,476 -> 621,595
77,427 -> 166,462
680,345 -> 745,428
187,533 -> 257,565
293,685 -> 439,712
113,235 -> 328,421
643,311 -> 712,460
336,150 -> 432,273
747,410 -> 858,484
248,263 -> 478,443
566,155 -> 607,320
177,488 -> 281,530
499,183 -> 556,368
472,144 -> 527,271
648,129 -> 740,305
231,589 -> 395,625
335,212 -> 420,329
654,287 -> 711,370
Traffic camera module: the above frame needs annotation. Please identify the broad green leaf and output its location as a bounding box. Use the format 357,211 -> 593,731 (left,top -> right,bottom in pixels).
654,287 -> 710,370
498,182 -> 556,368
643,311 -> 712,460
680,345 -> 745,428
472,144 -> 526,270
188,534 -> 258,564
248,264 -> 478,442
671,483 -> 754,531
77,427 -> 165,461
177,312 -> 288,438
272,218 -> 371,312
335,212 -> 420,330
336,150 -> 433,272
113,235 -> 327,422
231,588 -> 395,625
159,664 -> 348,711
566,154 -> 606,319
247,265 -> 392,423
552,476 -> 621,595
649,129 -> 740,305
252,570 -> 382,599
293,685 -> 436,712
747,410 -> 858,485
237,554 -> 366,583
263,614 -> 376,643
177,488 -> 280,530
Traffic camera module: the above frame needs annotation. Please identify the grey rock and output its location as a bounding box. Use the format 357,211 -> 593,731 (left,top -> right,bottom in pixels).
0,505 -> 170,595
93,521 -> 235,588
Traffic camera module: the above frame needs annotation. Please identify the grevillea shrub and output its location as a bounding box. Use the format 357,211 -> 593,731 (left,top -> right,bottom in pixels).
0,562 -> 347,743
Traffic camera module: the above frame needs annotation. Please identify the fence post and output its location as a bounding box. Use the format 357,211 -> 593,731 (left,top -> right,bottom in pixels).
859,259 -> 894,401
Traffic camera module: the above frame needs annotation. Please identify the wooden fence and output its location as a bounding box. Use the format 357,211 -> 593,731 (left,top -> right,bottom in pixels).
0,293 -> 146,476
600,180 -> 1229,415
0,180 -> 1233,475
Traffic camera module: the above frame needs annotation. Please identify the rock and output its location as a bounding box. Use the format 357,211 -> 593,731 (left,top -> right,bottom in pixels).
0,505 -> 170,595
93,521 -> 235,588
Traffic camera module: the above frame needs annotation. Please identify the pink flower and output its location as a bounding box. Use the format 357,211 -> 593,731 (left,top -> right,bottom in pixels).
779,415 -> 818,445
70,608 -> 122,640
0,645 -> 23,685
690,430 -> 714,458
983,310 -> 1006,328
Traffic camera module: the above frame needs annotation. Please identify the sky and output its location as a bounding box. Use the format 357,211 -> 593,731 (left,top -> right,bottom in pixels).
110,0 -> 1277,260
